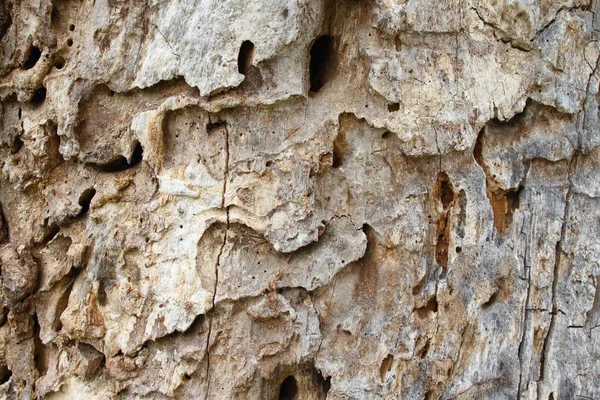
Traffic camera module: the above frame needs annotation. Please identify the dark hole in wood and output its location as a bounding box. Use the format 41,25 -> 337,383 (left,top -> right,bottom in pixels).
387,103 -> 400,112
309,35 -> 333,93
54,56 -> 65,70
279,375 -> 298,400
41,223 -> 59,244
312,366 -> 331,396
78,188 -> 96,216
206,121 -> 226,134
237,40 -> 255,75
31,87 -> 47,106
0,4 -> 11,41
439,173 -> 455,209
0,368 -> 11,385
11,136 -> 23,154
24,45 -> 41,69
95,142 -> 143,172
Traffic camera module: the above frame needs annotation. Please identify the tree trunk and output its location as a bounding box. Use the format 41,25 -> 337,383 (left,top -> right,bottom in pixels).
0,0 -> 598,399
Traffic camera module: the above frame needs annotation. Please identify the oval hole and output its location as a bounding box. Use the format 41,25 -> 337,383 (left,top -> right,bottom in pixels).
237,40 -> 255,75
23,46 -> 41,70
278,375 -> 298,400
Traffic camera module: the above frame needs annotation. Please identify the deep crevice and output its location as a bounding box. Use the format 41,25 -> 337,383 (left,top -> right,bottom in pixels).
23,45 -> 41,70
309,35 -> 334,93
279,375 -> 298,400
332,126 -> 346,168
313,367 -> 331,397
11,135 -> 23,154
39,222 -> 60,244
0,3 -> 10,42
434,172 -> 455,268
77,188 -> 96,216
0,203 -> 8,244
33,314 -> 49,377
30,87 -> 47,106
439,174 -> 455,209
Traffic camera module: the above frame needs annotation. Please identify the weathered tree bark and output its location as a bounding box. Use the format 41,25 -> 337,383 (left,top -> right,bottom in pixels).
0,0 -> 599,399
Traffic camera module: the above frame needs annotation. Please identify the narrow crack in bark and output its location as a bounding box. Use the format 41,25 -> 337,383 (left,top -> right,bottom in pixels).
315,272 -> 339,361
204,119 -> 230,400
516,259 -> 532,398
531,6 -> 570,43
534,55 -> 600,395
470,7 -> 531,52
516,164 -> 533,400
450,323 -> 470,379
582,54 -> 600,134
151,22 -> 180,60
537,144 -> 578,398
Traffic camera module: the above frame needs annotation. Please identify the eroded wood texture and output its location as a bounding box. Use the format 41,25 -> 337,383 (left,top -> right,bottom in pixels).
0,0 -> 599,399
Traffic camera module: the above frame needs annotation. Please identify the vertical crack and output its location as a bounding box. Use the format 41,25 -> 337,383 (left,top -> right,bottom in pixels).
581,54 -> 600,149
537,152 -> 576,393
434,171 -> 455,269
516,169 -> 534,400
516,293 -> 531,399
204,208 -> 229,400
204,119 -> 230,400
316,274 -> 338,360
220,121 -> 229,208
0,201 -> 8,244
151,22 -> 180,60
475,125 -> 524,234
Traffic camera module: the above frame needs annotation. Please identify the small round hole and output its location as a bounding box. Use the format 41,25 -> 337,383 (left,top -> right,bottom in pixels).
53,56 -> 65,70
66,38 -> 73,47
68,24 -> 75,31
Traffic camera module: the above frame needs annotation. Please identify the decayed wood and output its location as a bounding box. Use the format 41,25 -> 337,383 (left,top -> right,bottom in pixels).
0,0 -> 599,399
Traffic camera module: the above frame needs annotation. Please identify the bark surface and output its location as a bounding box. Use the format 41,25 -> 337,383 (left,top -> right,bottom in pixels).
0,0 -> 599,399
